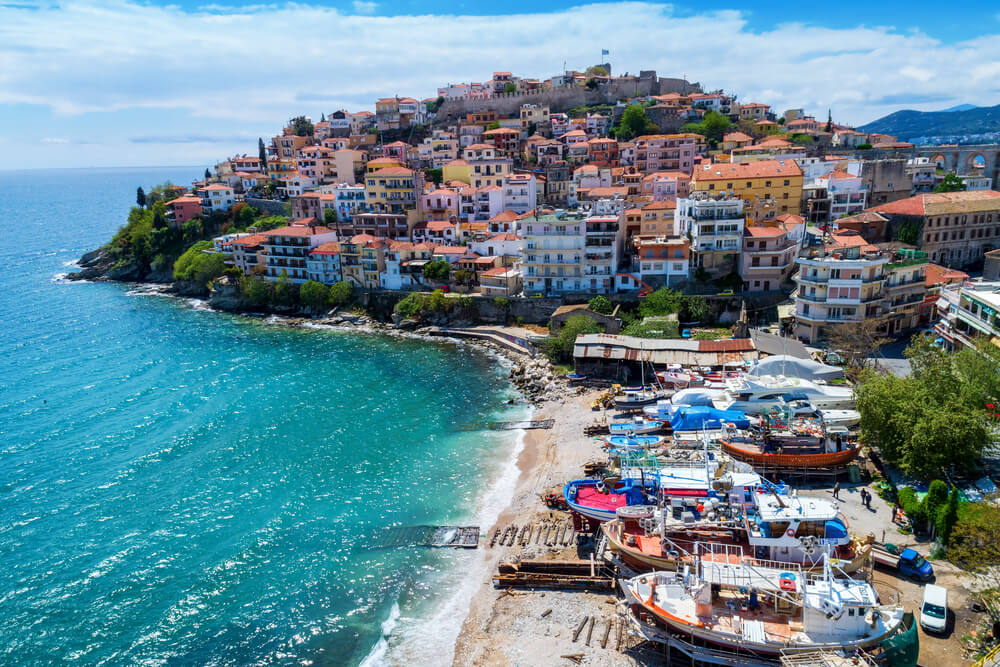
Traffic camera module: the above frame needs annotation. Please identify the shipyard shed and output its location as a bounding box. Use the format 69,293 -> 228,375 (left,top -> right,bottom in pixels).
572,333 -> 757,379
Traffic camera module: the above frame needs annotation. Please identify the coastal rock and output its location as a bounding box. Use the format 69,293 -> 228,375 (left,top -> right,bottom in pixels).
172,280 -> 210,297
208,283 -> 244,312
105,260 -> 146,282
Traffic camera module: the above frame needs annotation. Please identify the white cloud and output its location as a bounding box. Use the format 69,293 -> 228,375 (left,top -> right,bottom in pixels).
0,1 -> 998,164
40,137 -> 69,144
352,0 -> 376,14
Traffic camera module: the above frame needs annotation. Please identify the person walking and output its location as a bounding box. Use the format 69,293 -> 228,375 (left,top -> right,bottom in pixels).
833,481 -> 841,500
860,488 -> 867,508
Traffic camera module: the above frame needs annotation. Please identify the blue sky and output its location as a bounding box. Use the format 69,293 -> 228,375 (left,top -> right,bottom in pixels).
2,0 -> 999,170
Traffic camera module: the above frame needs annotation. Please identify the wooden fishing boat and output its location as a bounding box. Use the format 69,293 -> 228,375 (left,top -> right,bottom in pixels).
720,438 -> 860,468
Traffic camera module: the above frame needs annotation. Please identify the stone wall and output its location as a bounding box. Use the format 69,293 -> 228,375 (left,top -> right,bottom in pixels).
245,197 -> 289,217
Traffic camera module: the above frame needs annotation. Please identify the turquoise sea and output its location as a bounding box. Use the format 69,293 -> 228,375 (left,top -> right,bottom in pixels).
0,168 -> 528,665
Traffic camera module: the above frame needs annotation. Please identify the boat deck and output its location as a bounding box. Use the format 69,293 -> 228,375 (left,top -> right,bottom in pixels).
575,486 -> 632,513
653,584 -> 801,643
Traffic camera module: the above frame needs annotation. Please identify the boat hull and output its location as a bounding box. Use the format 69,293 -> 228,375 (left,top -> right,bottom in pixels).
720,439 -> 861,468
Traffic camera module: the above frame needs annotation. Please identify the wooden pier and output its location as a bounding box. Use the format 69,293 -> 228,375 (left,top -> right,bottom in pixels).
457,419 -> 555,432
374,525 -> 480,548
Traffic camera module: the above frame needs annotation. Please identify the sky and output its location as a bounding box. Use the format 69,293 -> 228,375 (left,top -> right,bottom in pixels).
1,0 -> 999,170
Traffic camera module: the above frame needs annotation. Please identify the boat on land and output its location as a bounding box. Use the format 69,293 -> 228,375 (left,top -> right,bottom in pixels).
622,545 -> 905,656
563,477 -> 655,523
719,422 -> 860,469
604,434 -> 666,450
608,416 -> 665,435
614,387 -> 662,410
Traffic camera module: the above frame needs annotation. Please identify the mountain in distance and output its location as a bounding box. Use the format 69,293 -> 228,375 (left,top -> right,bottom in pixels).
941,104 -> 978,112
858,104 -> 1000,140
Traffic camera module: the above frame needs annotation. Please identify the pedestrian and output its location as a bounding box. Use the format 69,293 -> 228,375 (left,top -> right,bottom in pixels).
860,488 -> 868,508
833,481 -> 841,500
866,489 -> 874,510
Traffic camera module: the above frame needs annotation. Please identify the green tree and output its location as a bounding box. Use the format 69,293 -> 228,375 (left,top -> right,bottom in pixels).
299,280 -> 330,312
588,295 -> 614,315
681,111 -> 733,145
453,268 -> 475,285
617,104 -> 655,141
856,142 -> 873,150
151,201 -> 168,230
824,109 -> 833,133
503,82 -> 517,94
258,137 -> 268,169
425,168 -> 443,185
934,172 -> 966,193
937,486 -> 959,546
240,274 -> 273,307
855,370 -> 915,464
173,240 -> 227,286
289,115 -> 314,137
328,280 -> 353,307
323,208 -> 339,231
585,65 -> 609,77
639,287 -> 683,318
622,317 -> 680,339
273,271 -> 299,307
181,217 -> 204,245
486,121 -> 501,131
682,296 -> 708,322
545,315 -> 601,363
423,259 -> 451,281
585,78 -> 598,90
137,186 -> 146,209
923,480 -> 949,536
903,407 -> 987,480
204,168 -> 211,181
237,204 -> 259,229
320,112 -> 326,122
947,503 -> 1000,581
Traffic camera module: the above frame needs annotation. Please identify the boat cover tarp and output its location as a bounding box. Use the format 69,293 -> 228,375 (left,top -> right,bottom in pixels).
669,406 -> 750,432
747,355 -> 844,381
670,388 -> 722,406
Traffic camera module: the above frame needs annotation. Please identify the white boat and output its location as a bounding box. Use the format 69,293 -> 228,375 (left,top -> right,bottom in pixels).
615,388 -> 662,410
623,544 -> 905,656
608,416 -> 665,435
818,409 -> 861,429
713,376 -> 855,412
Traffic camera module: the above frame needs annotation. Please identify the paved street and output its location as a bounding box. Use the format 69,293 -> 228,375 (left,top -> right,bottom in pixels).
871,338 -> 912,377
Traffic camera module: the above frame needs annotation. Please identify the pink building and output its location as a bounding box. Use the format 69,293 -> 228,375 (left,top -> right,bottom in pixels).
633,134 -> 698,175
166,195 -> 203,229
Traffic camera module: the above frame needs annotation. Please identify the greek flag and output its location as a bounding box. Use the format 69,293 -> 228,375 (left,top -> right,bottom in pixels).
601,49 -> 609,56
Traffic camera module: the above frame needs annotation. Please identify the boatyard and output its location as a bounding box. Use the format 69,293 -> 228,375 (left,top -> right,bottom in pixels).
451,360 -> 988,667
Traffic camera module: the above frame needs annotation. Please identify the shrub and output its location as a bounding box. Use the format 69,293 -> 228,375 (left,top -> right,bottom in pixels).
273,271 -> 299,308
299,280 -> 330,312
588,295 -> 614,315
493,297 -> 510,309
395,292 -> 428,319
639,287 -> 682,318
173,241 -> 227,285
240,275 -> 273,307
544,314 -> 601,363
328,281 -> 353,307
423,260 -> 451,281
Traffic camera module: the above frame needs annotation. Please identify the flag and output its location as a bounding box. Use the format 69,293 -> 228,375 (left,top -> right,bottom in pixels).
601,49 -> 609,56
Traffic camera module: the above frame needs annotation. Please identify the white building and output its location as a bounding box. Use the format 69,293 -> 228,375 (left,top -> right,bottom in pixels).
470,233 -> 522,258
202,183 -> 235,213
820,169 -> 868,220
306,242 -> 342,284
502,173 -> 537,214
676,194 -> 745,278
263,223 -> 340,283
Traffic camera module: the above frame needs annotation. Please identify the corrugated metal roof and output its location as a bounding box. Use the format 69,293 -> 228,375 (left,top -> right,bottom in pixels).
573,334 -> 757,366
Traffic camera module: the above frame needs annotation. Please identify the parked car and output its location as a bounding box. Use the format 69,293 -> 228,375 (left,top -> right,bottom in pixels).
872,544 -> 934,581
681,329 -> 691,339
718,289 -> 735,296
919,584 -> 948,633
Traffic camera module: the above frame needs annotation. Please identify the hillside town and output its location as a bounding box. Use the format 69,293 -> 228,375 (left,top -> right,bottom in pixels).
144,65 -> 1000,348
71,65 -> 1000,666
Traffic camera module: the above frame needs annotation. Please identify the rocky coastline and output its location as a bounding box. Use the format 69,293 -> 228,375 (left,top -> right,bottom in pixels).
67,250 -> 566,405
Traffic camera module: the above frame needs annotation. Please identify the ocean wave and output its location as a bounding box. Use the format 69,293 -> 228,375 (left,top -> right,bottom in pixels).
359,599 -> 401,667
125,283 -> 172,297
380,409 -> 531,666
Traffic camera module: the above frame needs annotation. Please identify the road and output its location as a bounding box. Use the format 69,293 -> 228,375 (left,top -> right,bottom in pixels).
871,338 -> 912,377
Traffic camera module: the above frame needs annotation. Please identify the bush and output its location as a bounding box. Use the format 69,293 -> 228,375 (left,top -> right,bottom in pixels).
588,295 -> 613,315
545,314 -> 601,363
493,297 -> 510,309
173,241 -> 227,285
240,275 -> 273,307
897,487 -> 928,531
328,281 -> 353,307
299,280 -> 330,312
423,260 -> 451,281
639,287 -> 682,318
273,271 -> 299,308
937,486 -> 959,546
395,292 -> 429,319
623,317 -> 679,339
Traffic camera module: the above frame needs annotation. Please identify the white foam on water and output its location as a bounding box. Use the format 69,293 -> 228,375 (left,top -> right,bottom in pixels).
378,406 -> 532,666
358,599 -> 401,667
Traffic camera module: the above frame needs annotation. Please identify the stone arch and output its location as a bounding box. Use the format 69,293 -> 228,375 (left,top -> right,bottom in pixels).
966,152 -> 987,173
931,153 -> 946,169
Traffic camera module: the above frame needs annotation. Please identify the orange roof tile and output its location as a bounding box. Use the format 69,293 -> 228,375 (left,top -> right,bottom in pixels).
925,262 -> 969,286
694,159 -> 802,181
310,242 -> 341,255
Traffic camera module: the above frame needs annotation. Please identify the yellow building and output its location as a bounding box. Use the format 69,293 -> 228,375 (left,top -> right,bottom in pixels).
267,157 -> 298,182
364,166 -> 420,215
442,159 -> 472,186
691,159 -> 803,215
639,200 -> 677,236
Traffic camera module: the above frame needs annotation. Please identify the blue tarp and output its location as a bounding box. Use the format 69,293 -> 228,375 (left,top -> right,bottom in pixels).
669,406 -> 750,432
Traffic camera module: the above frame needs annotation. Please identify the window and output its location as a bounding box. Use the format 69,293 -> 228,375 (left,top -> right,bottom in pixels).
708,184 -> 715,191
746,181 -> 752,188
783,180 -> 790,186
765,181 -> 772,187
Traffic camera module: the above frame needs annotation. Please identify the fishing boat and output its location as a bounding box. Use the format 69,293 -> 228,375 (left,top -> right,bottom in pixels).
716,376 -> 856,412
604,434 -> 666,450
608,416 -> 665,435
719,423 -> 860,469
563,477 -> 655,523
565,372 -> 588,384
622,544 -> 905,656
614,387 -> 662,410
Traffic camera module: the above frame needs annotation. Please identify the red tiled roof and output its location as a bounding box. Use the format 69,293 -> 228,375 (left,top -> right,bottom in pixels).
925,262 -> 969,286
434,245 -> 468,254
694,159 -> 802,181
230,234 -> 267,247
203,183 -> 232,191
264,224 -> 334,237
310,242 -> 341,255
698,339 -> 754,352
745,225 -> 787,238
870,190 -> 1000,216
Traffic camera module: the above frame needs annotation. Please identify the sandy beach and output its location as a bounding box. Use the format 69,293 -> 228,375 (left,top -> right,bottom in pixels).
452,388 -> 642,667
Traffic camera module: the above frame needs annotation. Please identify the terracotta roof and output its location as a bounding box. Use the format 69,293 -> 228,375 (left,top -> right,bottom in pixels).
310,242 -> 341,255
465,143 -> 496,151
870,191 -> 1000,216
723,132 -> 753,143
264,224 -> 334,237
490,210 -> 520,223
925,262 -> 969,286
203,183 -> 232,191
169,195 -> 203,205
368,157 -> 403,165
230,234 -> 267,247
374,167 -> 414,176
643,200 -> 677,210
837,211 -> 887,224
694,159 -> 802,181
697,339 -> 754,352
482,266 -> 515,277
425,220 -> 455,231
828,231 -> 877,253
745,225 -> 787,238
349,233 -> 377,243
434,245 -> 468,254
753,138 -> 793,148
489,233 -> 520,241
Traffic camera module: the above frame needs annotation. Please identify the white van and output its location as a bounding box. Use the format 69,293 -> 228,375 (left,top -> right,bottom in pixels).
919,584 -> 948,633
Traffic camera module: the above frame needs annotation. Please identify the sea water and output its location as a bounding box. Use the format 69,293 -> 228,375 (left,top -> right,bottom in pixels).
0,168 -> 528,665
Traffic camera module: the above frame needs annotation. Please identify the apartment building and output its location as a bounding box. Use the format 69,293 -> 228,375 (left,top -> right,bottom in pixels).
306,242 -> 342,284
519,104 -> 550,132
740,214 -> 805,292
521,206 -> 624,295
230,234 -> 267,275
364,166 -> 420,215
462,144 -> 512,189
870,190 -> 1000,268
263,223 -> 339,283
502,173 -> 537,214
792,231 -> 889,342
166,195 -> 203,229
935,280 -> 1000,351
480,267 -> 523,297
882,249 -> 929,336
634,236 -> 690,287
691,159 -> 804,215
676,194 -> 745,279
202,183 -> 236,213
821,169 -> 868,220
633,134 -> 698,174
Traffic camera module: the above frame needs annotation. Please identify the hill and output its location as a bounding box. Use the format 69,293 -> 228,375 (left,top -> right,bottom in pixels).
858,104 -> 1000,140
